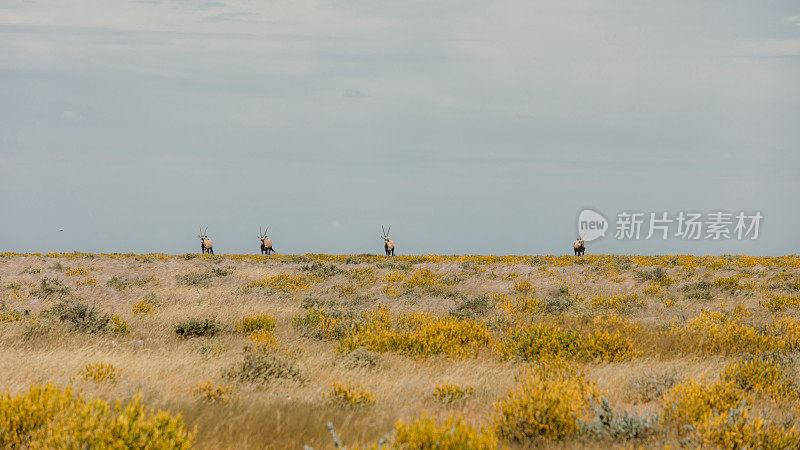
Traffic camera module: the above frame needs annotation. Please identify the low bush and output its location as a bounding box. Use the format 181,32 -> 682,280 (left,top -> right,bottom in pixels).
492,361 -> 599,442
234,312 -> 276,333
176,272 -> 213,287
326,382 -> 375,408
246,273 -> 316,291
192,381 -> 235,403
132,299 -> 158,315
301,262 -> 343,278
78,362 -> 120,383
43,301 -> 110,333
0,384 -> 193,448
30,277 -> 69,299
225,347 -> 302,384
449,294 -> 492,320
342,348 -> 382,370
760,294 -> 800,313
497,322 -> 636,362
0,309 -> 25,324
393,414 -> 497,449
580,397 -> 659,440
432,384 -> 474,403
174,318 -> 219,338
106,275 -> 158,291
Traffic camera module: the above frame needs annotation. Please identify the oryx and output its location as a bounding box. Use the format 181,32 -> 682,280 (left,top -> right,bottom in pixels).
198,227 -> 214,255
573,235 -> 585,256
380,225 -> 395,256
258,226 -> 275,255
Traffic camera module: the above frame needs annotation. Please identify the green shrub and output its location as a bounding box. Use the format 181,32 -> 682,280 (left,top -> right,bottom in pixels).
173,318 -> 219,338
176,272 -> 212,287
43,301 -> 110,333
580,397 -> 659,440
30,278 -> 69,299
449,294 -> 492,319
301,262 -> 343,278
106,275 -> 157,291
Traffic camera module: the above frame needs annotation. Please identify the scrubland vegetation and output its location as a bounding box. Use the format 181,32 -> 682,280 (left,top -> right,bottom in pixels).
1,252 -> 800,448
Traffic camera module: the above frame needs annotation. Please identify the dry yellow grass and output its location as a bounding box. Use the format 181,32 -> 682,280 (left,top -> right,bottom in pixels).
1,252 -> 799,448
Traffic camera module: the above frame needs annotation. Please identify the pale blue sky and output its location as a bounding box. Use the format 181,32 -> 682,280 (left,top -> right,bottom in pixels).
1,1 -> 798,255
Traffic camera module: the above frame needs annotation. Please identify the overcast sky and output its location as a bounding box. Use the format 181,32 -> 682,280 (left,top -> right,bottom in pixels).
1,0 -> 798,255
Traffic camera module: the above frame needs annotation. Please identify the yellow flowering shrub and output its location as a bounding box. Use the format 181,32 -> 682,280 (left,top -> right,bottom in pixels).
494,293 -> 543,315
760,294 -> 800,313
248,329 -> 279,352
403,268 -> 439,289
662,357 -> 800,447
234,312 -> 276,333
110,315 -> 129,334
383,285 -> 400,297
65,267 -> 88,276
246,273 -> 315,291
76,277 -> 97,286
694,407 -> 800,448
337,309 -> 492,358
392,414 -> 497,449
79,362 -> 120,383
297,305 -> 492,358
720,357 -> 796,403
644,284 -> 661,295
513,279 -> 533,293
771,316 -> 800,351
661,378 -> 744,426
382,271 -> 405,283
432,384 -> 474,403
496,323 -> 636,362
0,384 -> 193,448
713,275 -> 743,290
590,294 -> 644,312
492,361 -> 599,442
132,299 -> 157,315
346,267 -> 376,285
326,382 -> 375,408
0,309 -> 24,323
192,381 -> 235,403
679,310 -> 772,354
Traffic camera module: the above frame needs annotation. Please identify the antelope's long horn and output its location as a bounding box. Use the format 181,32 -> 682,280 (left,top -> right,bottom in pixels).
382,225 -> 386,237
265,226 -> 269,234
387,225 -> 391,236
204,227 -> 208,236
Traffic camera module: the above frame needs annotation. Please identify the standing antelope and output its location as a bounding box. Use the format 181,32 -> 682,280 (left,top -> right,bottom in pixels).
258,226 -> 275,255
198,227 -> 214,254
380,225 -> 395,256
573,236 -> 585,256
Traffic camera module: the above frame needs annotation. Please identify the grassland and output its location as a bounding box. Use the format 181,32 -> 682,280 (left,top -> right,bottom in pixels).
1,252 -> 800,448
